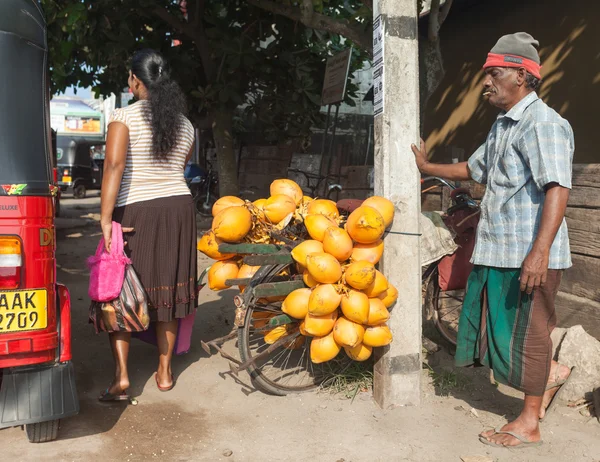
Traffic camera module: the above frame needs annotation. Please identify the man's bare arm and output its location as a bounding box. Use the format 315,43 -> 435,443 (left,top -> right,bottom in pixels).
520,184 -> 570,293
411,138 -> 471,181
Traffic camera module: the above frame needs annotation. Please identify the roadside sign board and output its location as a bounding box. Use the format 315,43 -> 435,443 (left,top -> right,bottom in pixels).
321,48 -> 353,106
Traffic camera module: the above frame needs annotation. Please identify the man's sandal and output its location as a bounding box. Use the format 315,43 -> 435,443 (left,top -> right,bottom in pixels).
540,366 -> 575,422
98,388 -> 130,402
479,427 -> 543,449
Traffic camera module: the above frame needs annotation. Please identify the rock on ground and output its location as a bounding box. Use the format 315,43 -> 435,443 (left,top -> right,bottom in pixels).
557,325 -> 600,401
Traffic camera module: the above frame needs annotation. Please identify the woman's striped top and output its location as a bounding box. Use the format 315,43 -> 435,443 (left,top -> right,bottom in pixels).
109,100 -> 195,207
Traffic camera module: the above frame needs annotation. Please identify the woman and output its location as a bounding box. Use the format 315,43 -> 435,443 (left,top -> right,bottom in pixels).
97,49 -> 196,400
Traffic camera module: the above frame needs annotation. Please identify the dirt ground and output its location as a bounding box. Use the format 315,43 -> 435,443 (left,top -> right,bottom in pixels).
1,194 -> 599,462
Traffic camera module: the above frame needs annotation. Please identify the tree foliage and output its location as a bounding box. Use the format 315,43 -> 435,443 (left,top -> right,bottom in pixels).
42,0 -> 371,194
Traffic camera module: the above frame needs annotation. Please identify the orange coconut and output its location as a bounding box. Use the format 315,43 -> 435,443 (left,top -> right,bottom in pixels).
291,240 -> 324,267
305,214 -> 337,242
323,227 -> 353,262
212,195 -> 245,217
310,331 -> 341,364
378,284 -> 398,308
308,284 -> 342,316
237,264 -> 260,292
350,240 -> 385,264
197,230 -> 236,261
270,179 -> 303,205
307,199 -> 339,219
367,298 -> 390,326
363,324 -> 393,347
346,205 -> 385,244
281,288 -> 312,319
344,343 -> 373,361
333,316 -> 365,348
306,252 -> 342,284
363,270 -> 389,298
344,261 -> 376,290
212,206 -> 253,243
340,290 -> 370,324
207,260 -> 239,291
303,310 -> 338,337
362,196 -> 395,228
263,194 -> 297,224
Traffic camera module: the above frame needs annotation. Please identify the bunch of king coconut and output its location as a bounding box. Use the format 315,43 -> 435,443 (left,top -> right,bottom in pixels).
197,178 -> 397,364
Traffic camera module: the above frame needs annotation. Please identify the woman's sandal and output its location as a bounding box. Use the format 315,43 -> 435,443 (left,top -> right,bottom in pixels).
479,427 -> 543,449
155,372 -> 176,392
98,388 -> 130,402
540,366 -> 575,422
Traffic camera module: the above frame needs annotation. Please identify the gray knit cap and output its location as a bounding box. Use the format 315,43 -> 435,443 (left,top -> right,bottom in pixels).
490,32 -> 540,64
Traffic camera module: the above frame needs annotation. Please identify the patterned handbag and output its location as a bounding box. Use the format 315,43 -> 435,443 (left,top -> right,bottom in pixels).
89,264 -> 150,333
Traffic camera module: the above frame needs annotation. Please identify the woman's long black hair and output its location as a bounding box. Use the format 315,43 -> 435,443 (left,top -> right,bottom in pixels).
130,49 -> 187,161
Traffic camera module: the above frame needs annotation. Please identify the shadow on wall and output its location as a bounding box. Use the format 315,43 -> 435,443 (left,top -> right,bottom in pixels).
423,0 -> 599,163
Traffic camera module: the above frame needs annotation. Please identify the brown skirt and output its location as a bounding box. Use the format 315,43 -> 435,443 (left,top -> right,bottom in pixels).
113,195 -> 197,322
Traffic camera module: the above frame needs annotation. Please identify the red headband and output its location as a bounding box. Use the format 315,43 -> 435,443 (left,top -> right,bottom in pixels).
483,52 -> 542,79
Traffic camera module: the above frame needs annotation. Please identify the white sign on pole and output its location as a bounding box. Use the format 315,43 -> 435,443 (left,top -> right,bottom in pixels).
373,15 -> 384,117
321,48 -> 353,106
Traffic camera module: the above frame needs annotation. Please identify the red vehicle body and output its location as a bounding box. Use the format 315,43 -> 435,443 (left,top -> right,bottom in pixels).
0,0 -> 78,443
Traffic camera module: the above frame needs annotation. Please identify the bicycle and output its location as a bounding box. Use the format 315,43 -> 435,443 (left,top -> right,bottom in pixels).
287,168 -> 344,200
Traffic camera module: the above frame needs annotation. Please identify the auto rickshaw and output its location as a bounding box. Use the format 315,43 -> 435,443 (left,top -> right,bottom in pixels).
0,0 -> 79,443
57,137 -> 105,199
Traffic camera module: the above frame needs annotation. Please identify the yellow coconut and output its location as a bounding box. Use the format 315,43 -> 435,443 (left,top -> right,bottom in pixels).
340,290 -> 370,324
270,179 -> 303,205
307,199 -> 340,219
367,298 -> 390,326
207,260 -> 239,291
344,261 -> 376,290
333,316 -> 365,348
303,310 -> 338,337
237,264 -> 260,292
378,284 -> 399,308
303,269 -> 318,288
212,206 -> 253,243
363,196 -> 395,228
264,325 -> 291,344
302,196 -> 314,204
310,331 -> 342,364
350,240 -> 385,265
323,227 -> 353,262
308,284 -> 342,316
306,253 -> 343,284
363,270 -> 389,298
291,240 -> 324,267
197,230 -> 235,261
299,319 -> 311,337
263,194 -> 297,224
344,343 -> 373,361
281,288 -> 312,319
305,214 -> 337,242
363,324 -> 393,347
346,206 -> 386,244
212,195 -> 245,217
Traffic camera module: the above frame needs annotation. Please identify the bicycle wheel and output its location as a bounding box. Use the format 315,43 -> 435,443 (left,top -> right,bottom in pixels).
424,268 -> 465,347
238,264 -> 351,396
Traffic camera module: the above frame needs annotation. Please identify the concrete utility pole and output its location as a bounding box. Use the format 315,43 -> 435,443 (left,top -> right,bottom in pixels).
372,0 -> 422,407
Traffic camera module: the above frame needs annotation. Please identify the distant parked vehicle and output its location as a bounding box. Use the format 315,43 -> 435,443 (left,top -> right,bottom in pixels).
185,161 -> 219,217
57,137 -> 105,199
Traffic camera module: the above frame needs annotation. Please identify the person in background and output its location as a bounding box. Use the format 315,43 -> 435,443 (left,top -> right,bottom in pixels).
412,32 -> 574,448
97,49 -> 197,400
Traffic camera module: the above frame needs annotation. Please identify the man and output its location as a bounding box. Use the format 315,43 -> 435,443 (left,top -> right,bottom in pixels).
412,32 -> 574,448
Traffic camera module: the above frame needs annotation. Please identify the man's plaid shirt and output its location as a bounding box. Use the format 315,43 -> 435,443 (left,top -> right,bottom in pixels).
467,91 -> 574,269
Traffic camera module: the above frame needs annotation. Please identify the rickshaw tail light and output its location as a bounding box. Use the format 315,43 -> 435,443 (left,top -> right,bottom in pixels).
0,237 -> 22,289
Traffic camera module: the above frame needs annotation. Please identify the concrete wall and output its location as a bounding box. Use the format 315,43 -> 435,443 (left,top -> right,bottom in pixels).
423,0 -> 599,164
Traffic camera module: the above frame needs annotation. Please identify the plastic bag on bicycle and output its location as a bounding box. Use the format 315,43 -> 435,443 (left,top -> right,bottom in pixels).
437,205 -> 480,292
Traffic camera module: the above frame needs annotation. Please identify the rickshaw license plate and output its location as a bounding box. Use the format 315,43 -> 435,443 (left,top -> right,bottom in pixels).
62,176 -> 72,183
0,289 -> 48,333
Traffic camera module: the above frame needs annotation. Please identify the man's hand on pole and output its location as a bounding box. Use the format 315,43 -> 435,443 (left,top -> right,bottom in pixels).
411,138 -> 429,173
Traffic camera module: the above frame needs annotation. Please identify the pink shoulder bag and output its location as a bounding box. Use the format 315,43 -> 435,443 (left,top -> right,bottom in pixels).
87,221 -> 131,302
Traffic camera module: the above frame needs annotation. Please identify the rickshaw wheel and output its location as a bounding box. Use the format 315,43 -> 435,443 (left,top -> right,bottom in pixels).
73,184 -> 86,199
238,264 -> 352,396
25,419 -> 59,443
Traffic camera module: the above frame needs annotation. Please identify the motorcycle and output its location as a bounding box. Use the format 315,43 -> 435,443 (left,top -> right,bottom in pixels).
184,162 -> 219,217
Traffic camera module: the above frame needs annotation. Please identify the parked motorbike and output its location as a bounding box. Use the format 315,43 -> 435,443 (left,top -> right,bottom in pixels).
184,162 -> 219,217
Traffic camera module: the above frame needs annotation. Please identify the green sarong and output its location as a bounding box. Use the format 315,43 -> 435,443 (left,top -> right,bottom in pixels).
455,266 -> 562,396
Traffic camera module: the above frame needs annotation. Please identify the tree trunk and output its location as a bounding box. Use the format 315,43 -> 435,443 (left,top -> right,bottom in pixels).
212,109 -> 239,197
